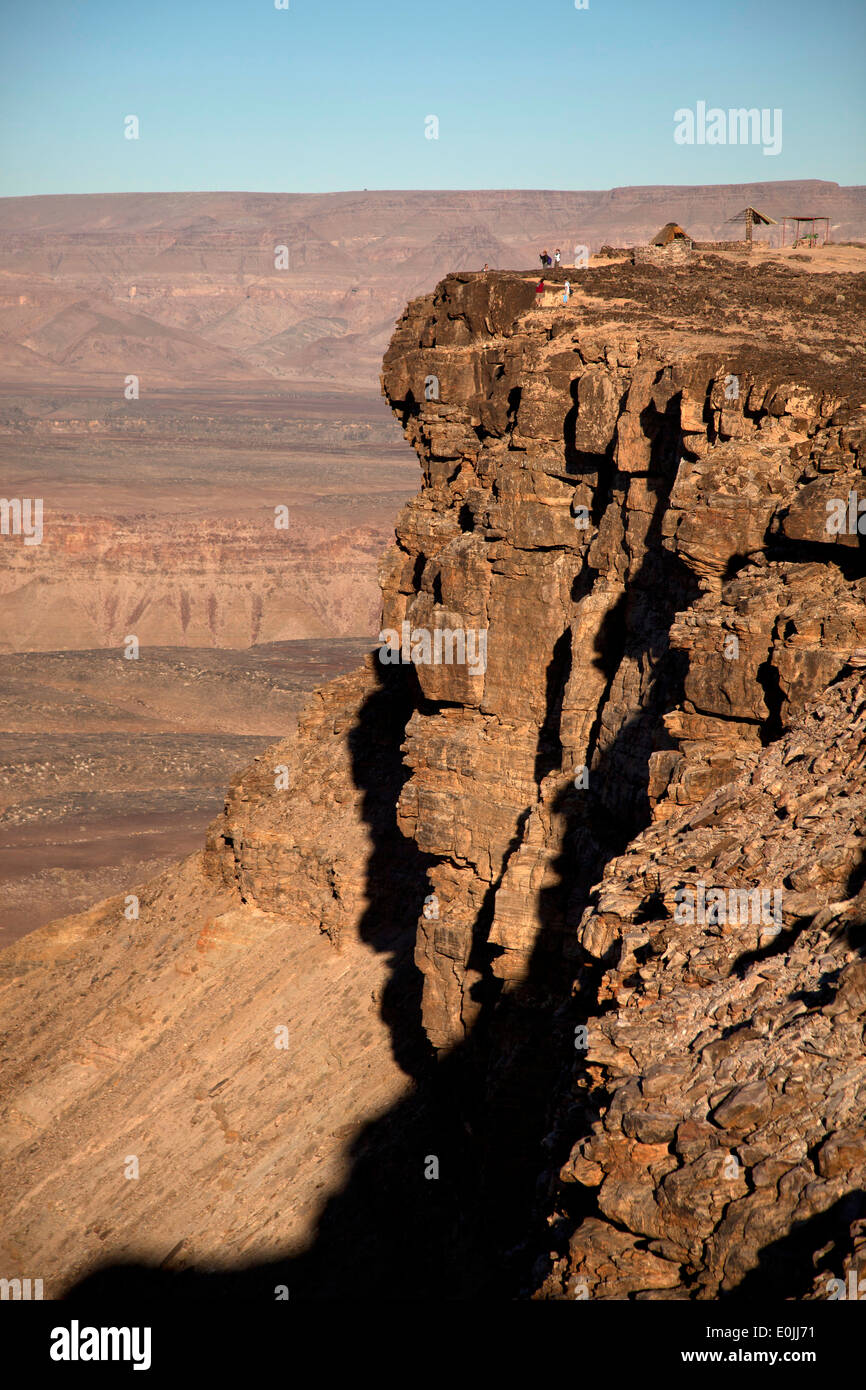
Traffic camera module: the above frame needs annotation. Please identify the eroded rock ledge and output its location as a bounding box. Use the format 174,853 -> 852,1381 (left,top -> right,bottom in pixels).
2,260 -> 864,1300
372,266 -> 865,1043
206,262 -> 866,1297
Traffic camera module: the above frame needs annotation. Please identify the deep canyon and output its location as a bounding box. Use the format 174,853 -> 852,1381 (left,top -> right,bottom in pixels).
1,248 -> 864,1299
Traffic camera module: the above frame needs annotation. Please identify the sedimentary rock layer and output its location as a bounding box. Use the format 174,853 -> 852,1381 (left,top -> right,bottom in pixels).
375,264 -> 865,1052
1,257 -> 864,1299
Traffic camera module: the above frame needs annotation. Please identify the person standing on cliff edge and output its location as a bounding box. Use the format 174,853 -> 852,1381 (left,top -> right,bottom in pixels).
554,248 -> 562,268
536,279 -> 545,304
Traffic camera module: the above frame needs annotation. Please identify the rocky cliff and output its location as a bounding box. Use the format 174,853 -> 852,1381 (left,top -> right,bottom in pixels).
1,257 -> 864,1300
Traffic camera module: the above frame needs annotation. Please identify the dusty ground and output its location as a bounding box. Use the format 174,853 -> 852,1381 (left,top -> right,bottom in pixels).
748,241 -> 866,273
0,637 -> 372,945
0,369 -> 415,947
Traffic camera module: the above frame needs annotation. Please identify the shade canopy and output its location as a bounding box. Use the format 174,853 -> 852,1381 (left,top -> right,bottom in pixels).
728,206 -> 778,226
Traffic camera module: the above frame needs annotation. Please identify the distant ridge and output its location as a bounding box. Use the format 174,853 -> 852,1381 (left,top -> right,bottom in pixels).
1,182 -> 864,389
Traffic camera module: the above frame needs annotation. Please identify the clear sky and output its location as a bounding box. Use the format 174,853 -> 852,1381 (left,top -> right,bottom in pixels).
1,0 -> 864,197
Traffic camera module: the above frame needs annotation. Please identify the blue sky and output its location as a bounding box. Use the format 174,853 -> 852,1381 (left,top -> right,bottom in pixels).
1,0 -> 864,196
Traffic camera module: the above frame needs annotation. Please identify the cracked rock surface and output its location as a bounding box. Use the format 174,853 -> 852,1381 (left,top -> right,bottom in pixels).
1,259 -> 864,1299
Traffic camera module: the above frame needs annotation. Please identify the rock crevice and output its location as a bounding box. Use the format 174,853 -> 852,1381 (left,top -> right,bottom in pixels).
203,262 -> 866,1297
2,260 -> 865,1300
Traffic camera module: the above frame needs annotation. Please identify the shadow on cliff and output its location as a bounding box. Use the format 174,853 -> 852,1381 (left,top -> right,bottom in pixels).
65,652 -> 576,1300
726,1190 -> 866,1301
64,405 -> 777,1304
343,658 -> 436,1080
520,427 -> 705,1248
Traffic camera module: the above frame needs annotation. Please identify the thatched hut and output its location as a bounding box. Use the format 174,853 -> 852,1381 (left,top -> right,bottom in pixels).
634,222 -> 694,266
650,222 -> 693,248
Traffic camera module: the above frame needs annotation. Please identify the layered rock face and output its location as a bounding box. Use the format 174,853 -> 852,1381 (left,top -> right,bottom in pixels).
371,265 -> 866,1298
0,391 -> 415,654
376,266 -> 865,1053
205,259 -> 866,1297
0,508 -> 389,651
1,258 -> 864,1300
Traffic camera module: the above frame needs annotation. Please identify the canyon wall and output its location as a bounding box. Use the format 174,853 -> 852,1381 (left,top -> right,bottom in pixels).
372,265 -> 866,1054
0,393 -> 415,653
1,258 -> 865,1300
0,507 -> 388,651
210,259 -> 866,1296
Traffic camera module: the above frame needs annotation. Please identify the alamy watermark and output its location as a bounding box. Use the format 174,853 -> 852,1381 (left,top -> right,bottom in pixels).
674,103 -> 782,156
50,1322 -> 151,1371
826,491 -> 866,535
827,1269 -> 865,1300
1,1276 -> 43,1299
675,882 -> 783,932
0,497 -> 43,545
378,622 -> 487,676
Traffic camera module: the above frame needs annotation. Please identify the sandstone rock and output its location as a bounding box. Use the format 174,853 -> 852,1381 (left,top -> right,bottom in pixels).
1,259 -> 865,1302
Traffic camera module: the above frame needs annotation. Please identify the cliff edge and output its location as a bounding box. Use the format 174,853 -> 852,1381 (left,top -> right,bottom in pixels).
1,257 -> 865,1300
